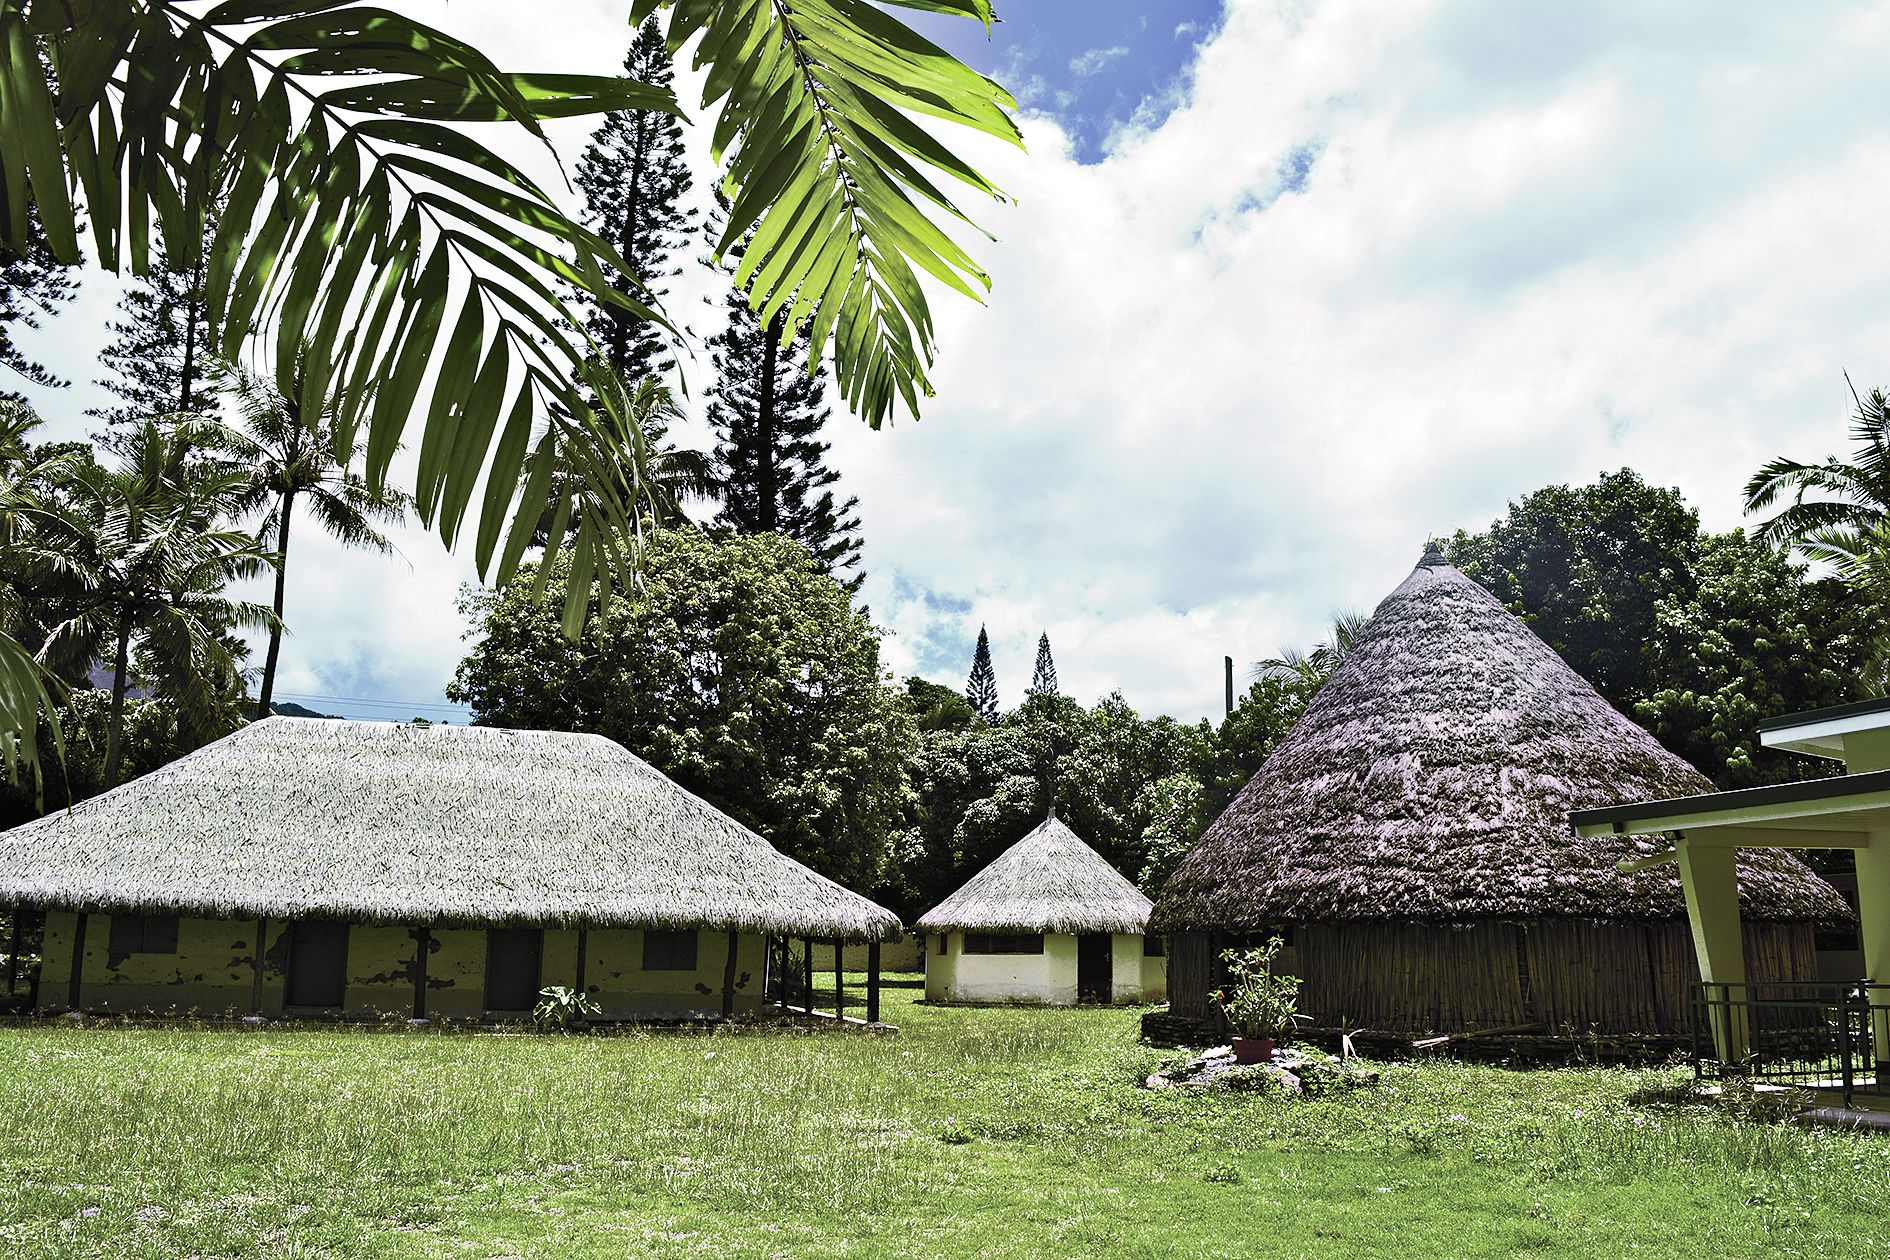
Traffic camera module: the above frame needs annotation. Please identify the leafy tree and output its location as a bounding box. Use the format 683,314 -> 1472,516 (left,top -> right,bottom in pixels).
707,266 -> 865,588
575,18 -> 694,392
209,360 -> 411,720
31,421 -> 275,785
89,207 -> 218,440
1136,773 -> 1207,893
0,0 -> 1020,780
1029,631 -> 1058,696
450,529 -> 913,890
1636,531 -> 1873,787
965,625 -> 999,723
1195,674 -> 1317,820
0,208 -> 78,399
900,675 -> 978,733
0,690 -> 224,829
1448,470 -> 1701,712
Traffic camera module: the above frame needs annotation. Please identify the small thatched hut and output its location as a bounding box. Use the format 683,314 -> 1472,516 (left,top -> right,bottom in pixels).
0,717 -> 901,1022
917,811 -> 1165,1006
1149,545 -> 1847,1040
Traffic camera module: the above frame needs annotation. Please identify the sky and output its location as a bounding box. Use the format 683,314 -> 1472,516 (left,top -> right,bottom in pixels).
15,1 -> 1890,724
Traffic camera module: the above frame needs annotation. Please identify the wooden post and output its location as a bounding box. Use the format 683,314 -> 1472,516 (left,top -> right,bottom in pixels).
867,941 -> 881,1024
834,938 -> 845,1020
721,929 -> 739,1020
413,925 -> 431,1021
68,912 -> 88,1013
1224,655 -> 1234,716
250,917 -> 268,1015
575,928 -> 588,996
802,937 -> 815,1014
6,900 -> 20,996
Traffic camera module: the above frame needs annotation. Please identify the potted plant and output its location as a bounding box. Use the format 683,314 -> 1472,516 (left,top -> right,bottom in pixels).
1212,937 -> 1304,1063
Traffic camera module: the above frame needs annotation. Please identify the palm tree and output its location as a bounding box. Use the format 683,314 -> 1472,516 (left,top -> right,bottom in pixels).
1254,610 -> 1371,690
209,361 -> 411,719
1745,377 -> 1890,578
0,402 -> 77,792
33,419 -> 276,785
529,374 -> 714,545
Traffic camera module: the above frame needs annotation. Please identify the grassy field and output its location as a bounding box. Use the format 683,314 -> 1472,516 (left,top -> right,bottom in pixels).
2,982 -> 1888,1259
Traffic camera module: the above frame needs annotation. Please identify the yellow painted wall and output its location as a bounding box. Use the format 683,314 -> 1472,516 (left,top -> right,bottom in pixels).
835,935 -> 922,972
38,914 -> 772,1021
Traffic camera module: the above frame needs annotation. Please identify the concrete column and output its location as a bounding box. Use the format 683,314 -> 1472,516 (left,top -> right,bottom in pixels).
1854,830 -> 1890,1072
1676,837 -> 1748,1062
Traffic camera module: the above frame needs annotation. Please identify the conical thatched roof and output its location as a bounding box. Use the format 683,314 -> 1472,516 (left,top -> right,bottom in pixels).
1152,548 -> 1848,932
0,717 -> 901,941
916,812 -> 1153,935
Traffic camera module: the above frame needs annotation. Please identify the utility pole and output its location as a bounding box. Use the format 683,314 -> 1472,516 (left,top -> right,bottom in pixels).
1224,656 -> 1234,717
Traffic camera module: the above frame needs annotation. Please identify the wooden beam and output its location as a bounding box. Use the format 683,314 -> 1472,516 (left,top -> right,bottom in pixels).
721,929 -> 739,1019
802,937 -> 815,1015
413,924 -> 431,1021
833,938 -> 845,1020
251,917 -> 268,1015
67,912 -> 87,1014
867,941 -> 881,1024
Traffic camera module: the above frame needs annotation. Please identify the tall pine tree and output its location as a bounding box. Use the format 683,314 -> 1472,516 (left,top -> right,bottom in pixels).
706,236 -> 865,589
90,207 -> 219,441
1029,631 -> 1058,696
966,624 -> 999,723
0,208 -> 79,401
574,17 -> 693,401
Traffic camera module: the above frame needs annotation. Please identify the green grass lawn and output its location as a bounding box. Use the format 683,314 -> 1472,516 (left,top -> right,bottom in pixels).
3,982 -> 1888,1258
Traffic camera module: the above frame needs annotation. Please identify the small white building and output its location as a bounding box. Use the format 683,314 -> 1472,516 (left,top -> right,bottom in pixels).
916,811 -> 1166,1006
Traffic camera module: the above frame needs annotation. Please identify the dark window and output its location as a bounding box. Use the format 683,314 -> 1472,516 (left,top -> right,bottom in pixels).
108,913 -> 179,956
1143,934 -> 1165,957
285,919 -> 349,1008
642,929 -> 698,971
963,933 -> 1044,955
485,928 -> 544,1012
936,934 -> 946,956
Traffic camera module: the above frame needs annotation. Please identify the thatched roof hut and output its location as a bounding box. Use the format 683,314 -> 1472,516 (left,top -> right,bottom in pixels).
1147,546 -> 1846,1040
917,812 -> 1163,1007
918,812 -> 1153,936
0,716 -> 900,941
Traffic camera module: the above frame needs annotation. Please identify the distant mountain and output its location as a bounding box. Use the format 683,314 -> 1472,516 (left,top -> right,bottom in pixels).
269,701 -> 342,720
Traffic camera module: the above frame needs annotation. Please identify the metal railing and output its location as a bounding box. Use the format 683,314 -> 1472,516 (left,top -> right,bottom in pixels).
1692,981 -> 1890,1107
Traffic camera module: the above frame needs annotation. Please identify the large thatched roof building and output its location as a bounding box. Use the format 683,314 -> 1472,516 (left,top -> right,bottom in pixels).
0,717 -> 900,1023
1149,545 -> 1847,1040
916,811 -> 1164,1006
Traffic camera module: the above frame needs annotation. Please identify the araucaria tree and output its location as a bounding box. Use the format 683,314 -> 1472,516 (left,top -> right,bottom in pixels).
707,238 -> 865,589
575,17 -> 693,395
0,209 -> 78,400
90,208 -> 219,439
1029,631 -> 1058,696
966,625 -> 999,723
211,361 -> 411,720
450,530 -> 913,890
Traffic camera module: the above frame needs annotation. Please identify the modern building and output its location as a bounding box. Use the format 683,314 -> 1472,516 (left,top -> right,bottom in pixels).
916,811 -> 1165,1006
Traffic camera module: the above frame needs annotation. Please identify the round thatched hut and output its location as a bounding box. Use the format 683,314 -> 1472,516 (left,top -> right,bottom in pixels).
0,717 -> 901,1024
1148,545 -> 1848,1041
917,811 -> 1165,1006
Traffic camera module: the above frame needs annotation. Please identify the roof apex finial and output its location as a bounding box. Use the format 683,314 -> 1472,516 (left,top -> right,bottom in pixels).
1047,802 -> 1058,821
1417,538 -> 1448,569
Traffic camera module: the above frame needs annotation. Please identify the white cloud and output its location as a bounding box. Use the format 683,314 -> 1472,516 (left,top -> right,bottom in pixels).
17,0 -> 1890,726
1069,45 -> 1130,78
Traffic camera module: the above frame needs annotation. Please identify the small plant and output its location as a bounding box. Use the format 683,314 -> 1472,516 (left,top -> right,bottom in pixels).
938,1116 -> 973,1145
1212,937 -> 1307,1041
533,985 -> 601,1031
1202,1161 -> 1243,1184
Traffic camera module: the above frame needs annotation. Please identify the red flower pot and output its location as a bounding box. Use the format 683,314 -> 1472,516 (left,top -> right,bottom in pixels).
1231,1035 -> 1274,1064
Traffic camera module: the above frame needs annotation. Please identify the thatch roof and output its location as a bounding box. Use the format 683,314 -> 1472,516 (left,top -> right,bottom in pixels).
0,717 -> 901,941
1152,548 -> 1849,932
916,812 -> 1153,935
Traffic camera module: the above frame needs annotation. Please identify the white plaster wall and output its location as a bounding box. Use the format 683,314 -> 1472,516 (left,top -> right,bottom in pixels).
925,931 -> 1080,1004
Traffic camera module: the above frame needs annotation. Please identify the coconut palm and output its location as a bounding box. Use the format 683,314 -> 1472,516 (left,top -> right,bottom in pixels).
1254,610 -> 1371,690
0,402 -> 76,791
209,361 -> 411,719
33,419 -> 277,785
1745,379 -> 1890,579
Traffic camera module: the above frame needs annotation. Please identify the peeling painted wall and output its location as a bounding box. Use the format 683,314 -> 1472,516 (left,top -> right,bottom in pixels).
38,913 -> 772,1020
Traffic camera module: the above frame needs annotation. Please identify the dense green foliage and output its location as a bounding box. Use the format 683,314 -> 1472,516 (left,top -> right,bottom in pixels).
1450,469 -> 1875,788
3,997 -> 1888,1257
450,530 -> 913,890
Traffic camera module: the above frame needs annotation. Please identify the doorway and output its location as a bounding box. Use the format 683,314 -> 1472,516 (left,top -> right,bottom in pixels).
285,919 -> 349,1009
485,927 -> 544,1014
1076,934 -> 1112,1004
